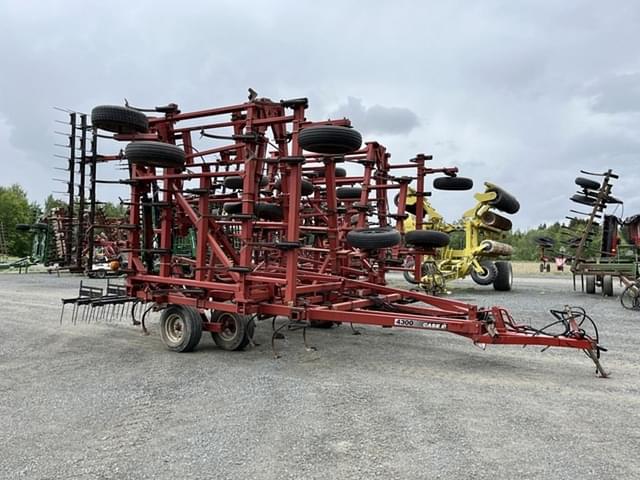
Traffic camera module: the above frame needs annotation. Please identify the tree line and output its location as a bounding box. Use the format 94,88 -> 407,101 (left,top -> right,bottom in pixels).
0,184 -> 124,258
0,182 -> 601,260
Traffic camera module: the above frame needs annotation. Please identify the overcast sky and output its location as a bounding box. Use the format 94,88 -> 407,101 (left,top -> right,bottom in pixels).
1,0 -> 638,229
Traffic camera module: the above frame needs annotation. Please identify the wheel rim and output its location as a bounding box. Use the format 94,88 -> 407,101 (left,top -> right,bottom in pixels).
164,313 -> 184,344
218,313 -> 239,341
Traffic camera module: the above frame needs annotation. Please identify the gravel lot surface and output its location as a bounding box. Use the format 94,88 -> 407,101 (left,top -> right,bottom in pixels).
1,273 -> 639,479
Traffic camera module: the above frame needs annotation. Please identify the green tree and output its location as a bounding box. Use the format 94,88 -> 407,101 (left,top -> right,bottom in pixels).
0,184 -> 33,256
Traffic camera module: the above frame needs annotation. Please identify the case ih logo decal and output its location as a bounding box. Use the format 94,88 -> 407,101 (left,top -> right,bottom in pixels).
394,318 -> 448,330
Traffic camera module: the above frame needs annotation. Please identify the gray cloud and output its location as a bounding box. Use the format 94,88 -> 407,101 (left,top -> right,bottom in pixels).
587,73 -> 640,114
329,97 -> 419,135
0,0 -> 639,229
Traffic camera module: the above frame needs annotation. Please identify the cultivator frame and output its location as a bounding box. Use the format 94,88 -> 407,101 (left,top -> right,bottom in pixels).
60,92 -> 609,376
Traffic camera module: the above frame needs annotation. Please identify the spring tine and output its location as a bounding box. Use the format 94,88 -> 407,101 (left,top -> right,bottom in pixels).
59,304 -> 66,325
71,304 -> 78,325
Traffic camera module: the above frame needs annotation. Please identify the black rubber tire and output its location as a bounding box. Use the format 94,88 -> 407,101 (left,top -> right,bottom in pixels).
15,224 -> 31,232
316,166 -> 347,178
274,178 -> 314,196
575,177 -> 600,190
222,202 -> 242,215
346,227 -> 401,250
405,230 -> 450,248
298,126 -> 362,155
224,175 -> 268,190
571,194 -> 597,207
487,186 -> 520,214
255,203 -> 283,221
585,275 -> 596,294
534,236 -> 555,247
621,284 -> 640,310
337,186 -> 363,199
433,176 -> 474,191
211,311 -> 255,351
539,263 -> 544,273
602,275 -> 614,297
470,260 -> 498,285
546,263 -> 551,273
125,141 -> 185,168
493,261 -> 513,291
91,105 -> 149,134
159,305 -> 203,353
222,202 -> 283,220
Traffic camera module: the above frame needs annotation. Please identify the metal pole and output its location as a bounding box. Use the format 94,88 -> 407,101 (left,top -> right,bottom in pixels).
66,112 -> 76,266
87,127 -> 98,272
75,114 -> 87,269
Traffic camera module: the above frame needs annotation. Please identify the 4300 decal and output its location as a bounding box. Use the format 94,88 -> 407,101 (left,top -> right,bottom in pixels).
394,318 -> 448,330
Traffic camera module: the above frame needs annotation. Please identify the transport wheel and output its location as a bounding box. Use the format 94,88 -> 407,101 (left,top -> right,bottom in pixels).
486,186 -> 520,214
298,125 -> 362,155
546,263 -> 551,273
91,105 -> 149,134
159,305 -> 203,352
585,275 -> 596,294
575,177 -> 600,190
602,275 -> 614,297
539,263 -> 544,273
493,261 -> 513,291
125,141 -> 186,168
570,194 -> 597,207
433,176 -> 474,191
275,178 -> 314,196
405,230 -> 450,249
621,284 -> 640,310
211,311 -> 255,351
336,186 -> 362,199
470,260 -> 498,286
224,175 -> 268,190
346,227 -> 401,250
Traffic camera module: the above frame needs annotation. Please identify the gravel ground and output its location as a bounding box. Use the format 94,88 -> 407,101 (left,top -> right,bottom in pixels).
1,273 -> 639,480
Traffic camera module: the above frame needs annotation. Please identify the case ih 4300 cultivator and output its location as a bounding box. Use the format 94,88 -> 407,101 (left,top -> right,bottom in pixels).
60,92 -> 608,376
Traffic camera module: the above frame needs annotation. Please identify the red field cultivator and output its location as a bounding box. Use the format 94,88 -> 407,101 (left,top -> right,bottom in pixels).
60,91 -> 608,376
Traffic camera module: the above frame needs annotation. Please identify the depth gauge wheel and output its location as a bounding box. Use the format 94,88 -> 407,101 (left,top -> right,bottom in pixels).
346,227 -> 401,250
125,141 -> 186,168
433,176 -> 474,191
91,105 -> 149,134
298,125 -> 362,155
585,275 -> 596,294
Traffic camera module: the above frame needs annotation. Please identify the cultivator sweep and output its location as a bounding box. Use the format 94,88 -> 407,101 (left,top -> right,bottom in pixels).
59,91 -> 608,376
